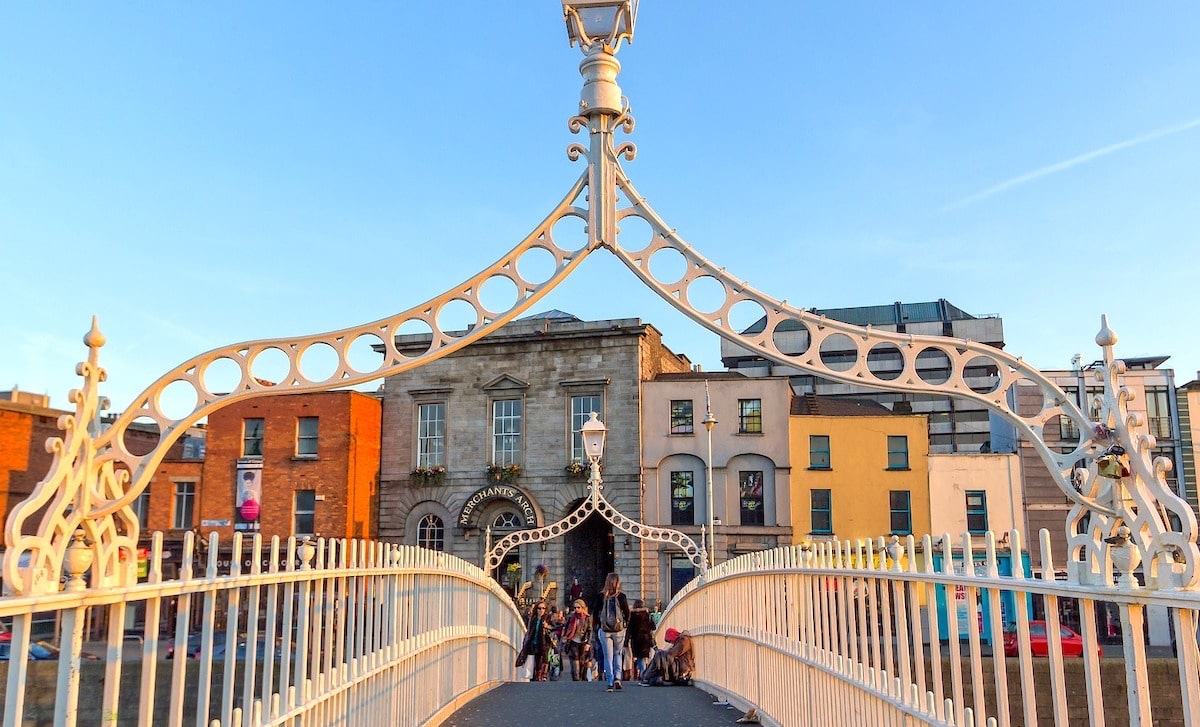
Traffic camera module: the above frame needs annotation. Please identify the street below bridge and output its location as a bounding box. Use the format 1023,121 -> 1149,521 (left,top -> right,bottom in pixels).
442,680 -> 753,727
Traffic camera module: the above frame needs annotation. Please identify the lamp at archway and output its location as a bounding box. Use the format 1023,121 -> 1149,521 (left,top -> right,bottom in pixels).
581,411 -> 607,466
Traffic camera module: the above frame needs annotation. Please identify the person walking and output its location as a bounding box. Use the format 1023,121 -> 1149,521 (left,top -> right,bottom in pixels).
594,572 -> 630,692
626,599 -> 655,679
561,598 -> 593,681
515,600 -> 554,681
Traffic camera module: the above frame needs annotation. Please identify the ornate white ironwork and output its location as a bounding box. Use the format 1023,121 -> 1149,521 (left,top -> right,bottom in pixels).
6,15 -> 1195,596
484,456 -> 707,574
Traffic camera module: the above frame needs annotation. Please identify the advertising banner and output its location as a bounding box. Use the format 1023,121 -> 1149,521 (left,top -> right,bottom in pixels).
236,459 -> 263,531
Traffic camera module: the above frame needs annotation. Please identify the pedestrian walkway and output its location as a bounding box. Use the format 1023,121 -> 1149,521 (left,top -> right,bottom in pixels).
442,680 -> 753,727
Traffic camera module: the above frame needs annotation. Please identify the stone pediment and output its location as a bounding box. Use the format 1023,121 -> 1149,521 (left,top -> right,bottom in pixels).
482,374 -> 530,392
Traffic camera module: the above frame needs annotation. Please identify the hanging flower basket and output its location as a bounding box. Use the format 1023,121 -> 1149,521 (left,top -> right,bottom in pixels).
486,463 -> 522,484
410,465 -> 447,485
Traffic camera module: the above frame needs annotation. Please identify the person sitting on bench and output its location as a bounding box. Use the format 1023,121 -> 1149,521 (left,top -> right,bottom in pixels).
638,627 -> 694,686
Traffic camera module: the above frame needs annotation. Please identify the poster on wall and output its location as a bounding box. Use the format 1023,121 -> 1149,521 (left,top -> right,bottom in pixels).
236,459 -> 263,531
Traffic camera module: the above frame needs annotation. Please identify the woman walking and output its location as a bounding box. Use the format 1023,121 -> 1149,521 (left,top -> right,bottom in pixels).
595,572 -> 631,692
561,598 -> 593,681
515,600 -> 554,681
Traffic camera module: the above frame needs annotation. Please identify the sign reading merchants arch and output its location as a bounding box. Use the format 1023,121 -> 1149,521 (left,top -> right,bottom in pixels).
458,485 -> 538,528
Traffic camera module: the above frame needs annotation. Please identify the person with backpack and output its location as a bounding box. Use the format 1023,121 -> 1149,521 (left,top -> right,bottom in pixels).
595,571 -> 631,692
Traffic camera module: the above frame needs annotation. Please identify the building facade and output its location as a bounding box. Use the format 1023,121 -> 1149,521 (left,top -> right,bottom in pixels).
788,396 -> 931,548
642,373 -> 793,597
721,299 -> 1008,455
927,453 -> 1024,540
199,390 -> 381,544
377,312 -> 692,606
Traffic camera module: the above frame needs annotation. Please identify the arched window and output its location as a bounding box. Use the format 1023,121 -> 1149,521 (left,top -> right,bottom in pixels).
417,514 -> 445,551
492,511 -> 521,529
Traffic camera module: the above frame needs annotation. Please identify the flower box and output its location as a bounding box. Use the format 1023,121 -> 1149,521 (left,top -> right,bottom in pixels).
486,463 -> 522,484
410,465 -> 447,485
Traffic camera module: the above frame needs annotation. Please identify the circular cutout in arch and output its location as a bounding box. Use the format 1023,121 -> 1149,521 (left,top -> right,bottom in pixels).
1007,377 -> 1048,419
550,214 -> 587,253
248,347 -> 292,388
299,342 -> 340,383
965,355 -> 1002,394
615,213 -> 654,254
391,319 -> 435,359
771,318 -> 811,357
155,379 -> 199,422
648,247 -> 688,287
121,415 -> 167,455
201,355 -> 245,397
728,299 -> 768,337
915,347 -> 952,385
347,332 -> 387,375
684,275 -> 728,315
867,343 -> 903,381
516,246 -> 559,286
819,333 -> 859,373
478,274 -> 519,316
435,298 -> 480,337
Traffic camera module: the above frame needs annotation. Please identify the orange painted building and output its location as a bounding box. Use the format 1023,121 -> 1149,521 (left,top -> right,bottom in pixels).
199,391 -> 382,542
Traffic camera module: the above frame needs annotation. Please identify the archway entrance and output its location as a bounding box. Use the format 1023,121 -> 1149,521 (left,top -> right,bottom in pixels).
563,505 -> 613,608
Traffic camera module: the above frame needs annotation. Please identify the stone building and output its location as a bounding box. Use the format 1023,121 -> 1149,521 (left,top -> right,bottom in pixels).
377,311 -> 692,606
642,373 -> 793,597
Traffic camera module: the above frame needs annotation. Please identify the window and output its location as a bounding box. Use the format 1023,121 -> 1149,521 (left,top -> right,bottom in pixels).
670,471 -> 695,526
889,490 -> 912,535
173,482 -> 195,530
492,511 -> 521,529
670,400 -> 694,435
810,489 -> 832,534
809,435 -> 831,469
887,435 -> 909,469
739,471 -> 765,526
492,399 -> 522,466
296,417 -> 319,457
1146,387 -> 1172,439
738,399 -> 762,434
417,403 -> 446,467
417,514 -> 445,551
132,485 -> 151,528
570,395 -> 602,461
242,418 -> 264,457
294,490 -> 316,535
966,490 -> 988,533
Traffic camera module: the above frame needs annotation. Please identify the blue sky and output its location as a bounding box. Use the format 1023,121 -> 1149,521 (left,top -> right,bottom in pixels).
3,3 -> 1199,416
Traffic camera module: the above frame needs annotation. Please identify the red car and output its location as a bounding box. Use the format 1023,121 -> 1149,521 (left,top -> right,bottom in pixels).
1003,621 -> 1092,657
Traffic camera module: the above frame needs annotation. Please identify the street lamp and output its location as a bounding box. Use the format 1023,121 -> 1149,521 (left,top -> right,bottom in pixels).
703,385 -> 717,567
562,0 -> 638,50
580,411 -> 607,488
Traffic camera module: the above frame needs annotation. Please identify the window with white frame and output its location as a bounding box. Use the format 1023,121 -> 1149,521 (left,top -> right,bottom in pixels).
296,416 -> 319,457
570,395 -> 602,462
417,514 -> 445,551
738,399 -> 762,434
173,482 -> 196,530
492,511 -> 521,529
492,399 -> 522,465
417,402 -> 446,467
242,418 -> 264,457
670,400 -> 694,435
294,490 -> 316,535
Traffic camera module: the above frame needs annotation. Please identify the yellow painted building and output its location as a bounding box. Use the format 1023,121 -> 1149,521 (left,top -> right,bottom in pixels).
789,396 -> 930,546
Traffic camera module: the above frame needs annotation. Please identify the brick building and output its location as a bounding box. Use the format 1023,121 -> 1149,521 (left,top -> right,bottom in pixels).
199,390 -> 382,544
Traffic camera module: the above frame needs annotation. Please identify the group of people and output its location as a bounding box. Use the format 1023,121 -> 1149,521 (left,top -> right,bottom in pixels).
515,572 -> 694,691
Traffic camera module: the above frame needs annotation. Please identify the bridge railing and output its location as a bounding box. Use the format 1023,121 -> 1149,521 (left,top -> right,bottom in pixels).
0,531 -> 523,727
661,529 -> 1200,727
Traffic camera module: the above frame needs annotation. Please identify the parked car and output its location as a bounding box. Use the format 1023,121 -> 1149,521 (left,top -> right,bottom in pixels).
0,640 -> 64,661
1003,621 -> 1095,657
166,631 -> 226,659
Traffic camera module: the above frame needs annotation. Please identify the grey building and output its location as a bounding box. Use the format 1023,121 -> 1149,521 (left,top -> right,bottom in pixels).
721,299 -> 1009,455
377,311 -> 692,606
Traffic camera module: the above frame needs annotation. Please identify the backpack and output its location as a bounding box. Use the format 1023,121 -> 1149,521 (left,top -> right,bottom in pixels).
600,595 -> 625,633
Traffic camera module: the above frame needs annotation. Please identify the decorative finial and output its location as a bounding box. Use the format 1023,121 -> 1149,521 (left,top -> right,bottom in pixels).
1095,314 -> 1118,348
85,316 -> 106,349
